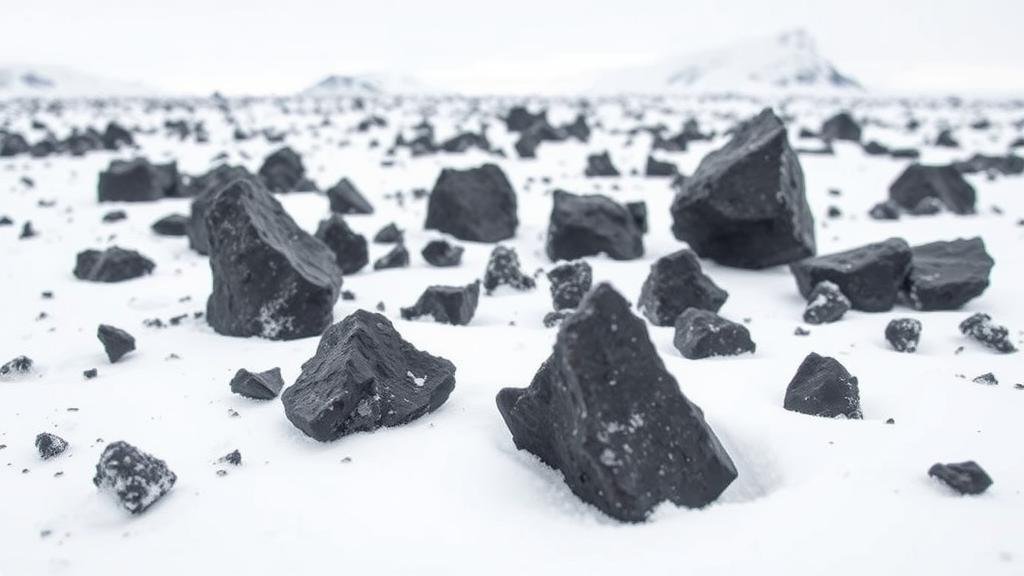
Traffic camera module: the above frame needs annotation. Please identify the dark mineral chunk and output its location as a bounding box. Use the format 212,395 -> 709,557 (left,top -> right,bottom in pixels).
97,324 -> 136,363
93,441 -> 176,514
400,281 -> 480,325
673,309 -> 755,359
74,247 -> 155,282
645,156 -> 679,177
1,356 -> 33,379
219,450 -> 242,466
186,165 -> 261,254
868,200 -> 901,220
885,318 -> 922,353
373,222 -> 403,244
102,210 -> 127,223
151,214 -> 189,236
425,164 -> 518,242
258,146 -> 306,193
421,239 -> 464,267
35,433 -> 68,459
229,367 -> 285,400
802,281 -> 851,325
820,112 -> 862,142
542,310 -> 572,328
959,313 -> 1016,353
584,151 -> 620,177
902,238 -> 993,310
783,353 -> 862,419
928,461 -> 992,495
546,260 -> 592,311
935,129 -> 959,148
373,244 -> 410,270
327,178 -> 374,214
790,238 -> 911,312
953,153 -> 1024,177
626,201 -> 648,234
546,190 -> 643,261
638,249 -> 728,326
889,164 -> 976,215
972,372 -> 998,386
97,158 -> 165,202
483,246 -> 535,293
315,215 -> 368,274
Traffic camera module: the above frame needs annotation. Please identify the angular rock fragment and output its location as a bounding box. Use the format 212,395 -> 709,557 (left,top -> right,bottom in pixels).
97,324 -> 136,363
802,281 -> 851,325
483,246 -> 535,293
638,249 -> 727,326
151,214 -> 189,236
888,164 -> 976,215
401,281 -> 480,325
783,353 -> 862,419
327,177 -> 374,214
35,433 -> 68,460
546,260 -> 592,311
928,461 -> 992,495
542,310 -> 572,328
373,244 -> 410,270
902,238 -> 993,310
219,450 -> 242,466
935,129 -> 959,148
102,210 -> 127,223
868,200 -> 901,220
546,190 -> 643,261
258,146 -> 306,193
953,153 -> 1024,177
315,215 -> 368,274
425,164 -> 518,242
959,313 -> 1017,353
97,158 -> 165,202
93,441 -> 176,515
820,112 -> 861,142
972,372 -> 998,386
373,223 -> 403,244
282,310 -> 456,441
74,247 -> 155,282
0,356 -> 33,380
496,284 -> 737,522
671,109 -> 815,269
885,318 -> 922,353
205,179 -> 343,340
186,165 -> 261,254
645,156 -> 679,177
584,151 -> 620,177
421,239 -> 463,267
626,201 -> 648,234
505,106 -> 547,132
229,367 -> 284,400
790,238 -> 911,312
673,309 -> 755,359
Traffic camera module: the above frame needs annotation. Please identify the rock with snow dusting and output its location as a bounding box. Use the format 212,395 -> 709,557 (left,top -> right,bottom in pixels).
783,353 -> 862,419
638,249 -> 728,326
959,313 -> 1017,353
315,215 -> 368,275
74,246 -> 155,282
97,324 -> 135,363
546,190 -> 643,262
401,281 -> 480,325
425,164 -> 518,242
790,238 -> 911,312
282,310 -> 456,442
35,433 -> 68,459
802,281 -> 850,325
546,260 -> 592,311
673,309 -> 755,359
230,367 -> 285,400
928,461 -> 992,495
93,441 -> 176,514
885,318 -> 922,353
327,178 -> 374,214
902,238 -> 993,311
0,356 -> 33,380
421,239 -> 464,267
888,164 -> 976,215
483,246 -> 535,294
496,283 -> 737,522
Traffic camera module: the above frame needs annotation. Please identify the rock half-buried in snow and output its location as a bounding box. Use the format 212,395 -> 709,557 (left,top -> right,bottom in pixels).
282,310 -> 456,442
496,283 -> 737,523
205,179 -> 343,340
670,108 -> 815,269
93,441 -> 177,515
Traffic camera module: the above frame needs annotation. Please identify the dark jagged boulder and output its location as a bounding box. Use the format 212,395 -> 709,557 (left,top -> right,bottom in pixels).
546,260 -> 592,311
282,310 -> 456,442
373,222 -> 403,244
102,122 -> 134,150
542,310 -> 572,328
0,132 -> 30,157
186,165 -> 261,255
74,247 -> 155,282
327,178 -> 374,214
496,284 -> 737,523
626,201 -> 648,234
425,164 -> 518,242
638,249 -> 727,326
959,313 -> 1017,353
888,164 -> 976,215
230,367 -> 284,400
505,106 -> 547,133
790,238 -> 911,312
928,461 -> 992,495
36,433 -> 69,459
671,108 -> 815,269
483,246 -> 535,293
151,214 -> 189,236
673,309 -> 755,359
440,132 -> 491,153
902,238 -> 993,310
953,154 -> 1024,177
802,281 -> 851,325
546,190 -> 643,261
514,121 -> 567,158
563,114 -> 591,142
93,441 -> 176,515
820,112 -> 862,142
421,240 -> 463,267
885,318 -> 922,353
315,215 -> 368,274
97,158 -> 165,202
97,324 -> 136,363
401,281 -> 480,325
258,146 -> 308,193
935,129 -> 959,148
645,155 -> 679,177
373,244 -> 410,270
784,353 -> 862,419
584,151 -> 620,177
205,179 -> 342,340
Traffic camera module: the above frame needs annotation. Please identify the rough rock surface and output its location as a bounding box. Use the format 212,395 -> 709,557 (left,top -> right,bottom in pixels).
645,156 -> 679,177
638,249 -> 728,326
93,441 -> 177,515
959,313 -> 1017,353
820,112 -> 862,142
97,324 -> 136,363
205,179 -> 343,340
783,353 -> 862,419
885,318 -> 922,353
74,247 -> 155,282
584,151 -> 620,177
425,164 -> 518,242
421,240 -> 463,267
400,281 -> 480,325
327,178 -> 374,214
314,215 -> 368,274
790,238 -> 912,312
546,190 -> 643,261
670,108 -> 815,269
546,260 -> 592,311
97,158 -> 165,202
483,246 -> 535,293
258,146 -> 307,193
0,356 -> 33,380
373,223 -> 403,244
928,461 -> 993,495
802,281 -> 851,325
673,309 -> 755,359
626,201 -> 648,234
496,284 -> 738,523
282,310 -> 456,442
186,165 -> 261,254
373,244 -> 410,270
35,433 -> 68,459
902,238 -> 993,310
230,368 -> 284,400
888,164 -> 976,215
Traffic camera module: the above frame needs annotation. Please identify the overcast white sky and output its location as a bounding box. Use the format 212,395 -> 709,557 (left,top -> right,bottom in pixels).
3,0 -> 1022,95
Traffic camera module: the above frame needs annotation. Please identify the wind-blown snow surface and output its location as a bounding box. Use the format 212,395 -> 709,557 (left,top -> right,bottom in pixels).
0,65 -> 157,99
1,95 -> 1023,575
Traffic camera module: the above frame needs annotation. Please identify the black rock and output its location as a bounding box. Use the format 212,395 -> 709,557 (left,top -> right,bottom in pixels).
645,156 -> 679,177
673,309 -> 755,359
514,121 -> 567,158
35,433 -> 68,459
862,140 -> 890,155
185,165 -> 260,254
928,461 -> 992,495
401,281 -> 480,325
625,201 -> 648,234
902,238 -> 993,310
505,106 -> 547,132
959,313 -> 1017,353
542,310 -> 572,328
0,356 -> 33,379
908,196 -> 945,216
496,284 -> 737,523
885,318 -> 922,353
563,114 -> 591,142
102,210 -> 127,223
19,221 -> 37,239
97,158 -> 165,202
546,260 -> 592,311
483,246 -> 535,293
258,146 -> 306,193
889,164 -> 976,215
282,310 -> 456,442
953,153 -> 1024,177
102,122 -> 134,150
0,215 -> 12,225
421,239 -> 463,267
546,190 -> 643,261
584,151 -> 620,177
97,324 -> 136,363
802,281 -> 851,325
972,372 -> 998,386
790,238 -> 912,312
315,215 -> 368,274
205,179 -> 343,340
373,244 -> 410,270
373,222 -> 403,244
783,353 -> 862,419
327,178 -> 374,214
935,129 -> 959,148
151,214 -> 189,236
820,112 -> 862,142
425,164 -> 518,242
0,132 -> 29,157
84,368 -> 98,379
671,108 -> 815,269
868,200 -> 901,220
219,450 -> 242,465
229,367 -> 285,400
74,247 -> 155,282
638,249 -> 728,326
93,441 -> 176,515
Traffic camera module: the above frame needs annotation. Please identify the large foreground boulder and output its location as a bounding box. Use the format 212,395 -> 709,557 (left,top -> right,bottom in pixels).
638,249 -> 727,326
496,284 -> 738,523
790,238 -> 912,312
186,165 -> 261,255
546,190 -> 643,261
425,164 -> 518,242
671,108 -> 815,269
74,247 -> 155,282
783,353 -> 862,419
888,164 -> 976,215
93,441 -> 176,515
902,238 -> 993,310
282,310 -> 456,441
205,179 -> 343,340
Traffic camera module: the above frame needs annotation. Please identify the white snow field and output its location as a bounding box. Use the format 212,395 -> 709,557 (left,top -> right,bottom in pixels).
1,94 -> 1022,576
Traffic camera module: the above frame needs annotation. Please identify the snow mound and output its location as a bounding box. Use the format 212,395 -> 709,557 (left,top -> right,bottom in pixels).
0,65 -> 157,99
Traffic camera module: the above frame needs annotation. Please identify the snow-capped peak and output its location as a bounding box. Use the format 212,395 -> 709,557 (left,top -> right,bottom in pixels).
0,65 -> 157,98
300,74 -> 425,97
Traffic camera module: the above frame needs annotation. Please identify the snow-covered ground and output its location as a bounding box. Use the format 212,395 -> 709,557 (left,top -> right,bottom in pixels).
1,94 -> 1022,575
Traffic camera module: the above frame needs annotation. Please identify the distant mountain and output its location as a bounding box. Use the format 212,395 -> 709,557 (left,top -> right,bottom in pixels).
0,65 -> 157,98
300,74 -> 426,97
596,29 -> 863,95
